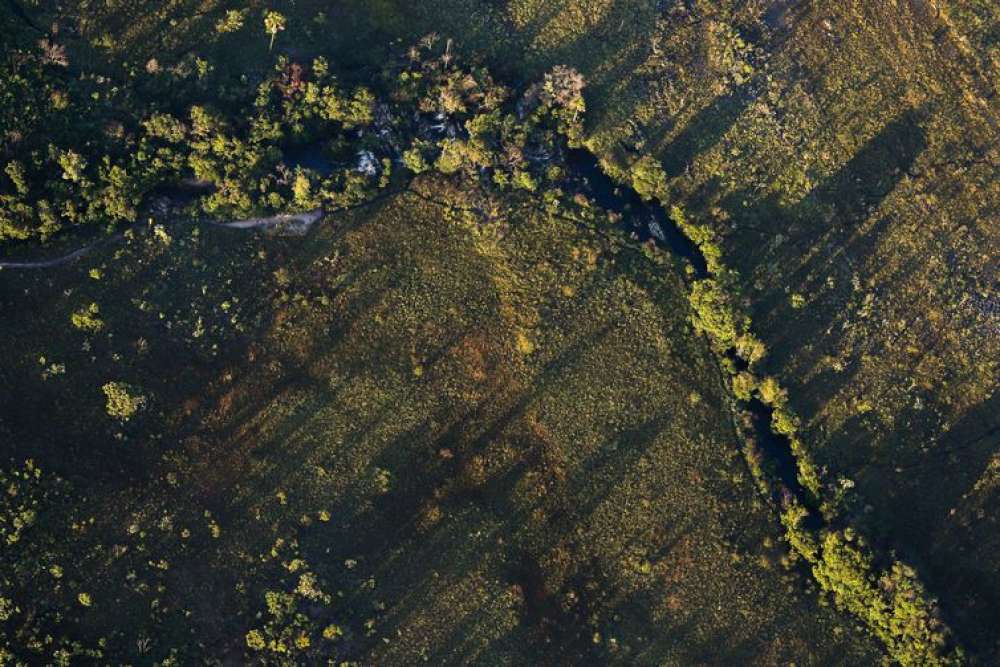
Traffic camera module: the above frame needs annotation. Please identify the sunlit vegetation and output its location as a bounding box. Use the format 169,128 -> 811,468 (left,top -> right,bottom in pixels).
325,2 -> 996,661
1,0 -> 996,663
101,381 -> 146,421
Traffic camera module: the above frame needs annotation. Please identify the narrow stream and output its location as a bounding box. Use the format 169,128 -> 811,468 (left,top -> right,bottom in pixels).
566,149 -> 708,279
565,147 -> 818,522
0,136 -> 811,524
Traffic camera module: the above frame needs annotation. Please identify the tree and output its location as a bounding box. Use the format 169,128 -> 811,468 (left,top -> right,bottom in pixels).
263,11 -> 286,52
102,381 -> 146,421
541,65 -> 585,113
216,9 -> 245,34
629,155 -> 667,201
58,150 -> 88,184
688,278 -> 746,348
71,303 -> 104,332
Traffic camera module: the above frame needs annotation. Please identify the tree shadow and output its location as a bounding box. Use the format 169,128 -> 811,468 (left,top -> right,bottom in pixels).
827,390 -> 1000,660
718,108 -> 929,388
658,80 -> 757,178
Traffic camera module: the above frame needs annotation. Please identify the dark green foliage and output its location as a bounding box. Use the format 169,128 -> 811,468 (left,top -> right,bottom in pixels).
813,531 -> 959,666
688,278 -> 748,349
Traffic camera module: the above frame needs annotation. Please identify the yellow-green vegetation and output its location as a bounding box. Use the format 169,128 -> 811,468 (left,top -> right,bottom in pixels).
296,2 -> 997,661
1,0 -> 997,663
813,531 -> 956,667
0,179 -> 882,662
101,381 -> 146,421
70,302 -> 104,332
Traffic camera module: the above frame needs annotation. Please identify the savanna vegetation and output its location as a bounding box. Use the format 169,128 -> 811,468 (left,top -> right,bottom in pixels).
1,0 -> 996,664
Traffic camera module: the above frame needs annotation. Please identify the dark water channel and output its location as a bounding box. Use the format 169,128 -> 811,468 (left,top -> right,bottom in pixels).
566,149 -> 708,279
565,148 -> 819,521
276,141 -> 811,521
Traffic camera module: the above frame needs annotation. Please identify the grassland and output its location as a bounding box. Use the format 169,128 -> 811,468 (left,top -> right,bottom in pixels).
313,1 -> 1000,659
2,0 -> 997,662
0,176 -> 882,662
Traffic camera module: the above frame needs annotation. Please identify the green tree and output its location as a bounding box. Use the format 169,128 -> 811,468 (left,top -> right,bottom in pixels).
216,9 -> 245,34
102,381 -> 146,421
263,11 -> 286,52
688,278 -> 746,348
71,303 -> 104,332
629,155 -> 667,201
58,150 -> 88,184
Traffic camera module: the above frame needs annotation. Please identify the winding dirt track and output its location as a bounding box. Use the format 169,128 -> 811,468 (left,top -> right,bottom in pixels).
0,243 -> 102,269
0,209 -> 324,270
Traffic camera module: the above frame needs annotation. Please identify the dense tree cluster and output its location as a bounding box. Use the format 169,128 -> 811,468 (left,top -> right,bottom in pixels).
0,50 -> 383,241
0,31 -> 589,244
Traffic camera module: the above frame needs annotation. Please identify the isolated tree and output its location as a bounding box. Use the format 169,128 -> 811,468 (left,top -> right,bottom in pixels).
102,381 -> 146,422
37,39 -> 68,67
216,9 -> 245,34
264,10 -> 286,52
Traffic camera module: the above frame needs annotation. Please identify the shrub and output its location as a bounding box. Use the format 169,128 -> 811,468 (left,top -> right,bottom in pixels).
57,150 -> 88,184
402,146 -> 430,174
292,171 -> 317,209
629,155 -> 667,201
771,405 -> 800,435
540,65 -> 585,111
780,501 -> 819,563
731,371 -> 757,401
789,437 -> 822,499
435,139 -> 466,174
102,381 -> 146,421
512,169 -> 537,192
71,303 -> 104,332
735,333 -> 767,366
216,9 -> 245,33
689,279 -> 746,348
757,376 -> 787,406
246,630 -> 266,650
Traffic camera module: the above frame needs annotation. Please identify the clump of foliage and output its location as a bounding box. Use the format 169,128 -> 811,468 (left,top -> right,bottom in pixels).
629,155 -> 667,201
216,9 -> 246,34
779,499 -> 819,563
70,303 -> 104,332
101,381 -> 146,421
813,531 -> 960,666
688,278 -> 748,350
